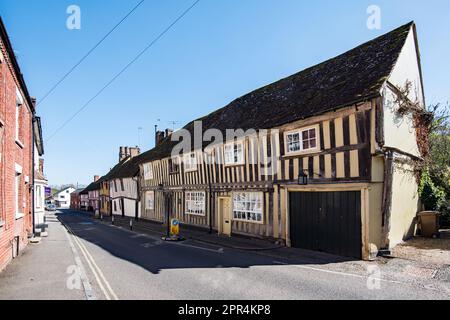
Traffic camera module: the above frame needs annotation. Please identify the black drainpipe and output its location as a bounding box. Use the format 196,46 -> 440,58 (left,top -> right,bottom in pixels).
31,116 -> 36,236
381,150 -> 394,250
208,183 -> 213,234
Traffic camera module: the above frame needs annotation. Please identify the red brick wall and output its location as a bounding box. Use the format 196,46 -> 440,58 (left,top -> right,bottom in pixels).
0,36 -> 33,272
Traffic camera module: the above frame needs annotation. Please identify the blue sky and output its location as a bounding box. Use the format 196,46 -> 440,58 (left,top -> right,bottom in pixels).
0,0 -> 449,186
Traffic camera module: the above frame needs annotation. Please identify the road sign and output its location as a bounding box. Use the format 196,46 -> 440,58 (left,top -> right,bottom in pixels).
170,219 -> 180,236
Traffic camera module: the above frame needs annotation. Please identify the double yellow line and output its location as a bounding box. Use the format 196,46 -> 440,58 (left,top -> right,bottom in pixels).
64,222 -> 119,300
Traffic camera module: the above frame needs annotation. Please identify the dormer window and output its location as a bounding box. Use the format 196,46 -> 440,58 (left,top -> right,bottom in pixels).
284,125 -> 320,155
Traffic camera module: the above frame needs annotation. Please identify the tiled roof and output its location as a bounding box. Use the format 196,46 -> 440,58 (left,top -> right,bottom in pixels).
134,22 -> 414,165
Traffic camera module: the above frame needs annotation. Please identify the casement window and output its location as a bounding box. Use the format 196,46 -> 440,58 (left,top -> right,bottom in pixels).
232,192 -> 263,223
114,201 -> 117,212
169,157 -> 180,174
224,141 -> 244,166
143,163 -> 154,180
120,179 -> 125,191
185,191 -> 206,216
15,169 -> 22,217
285,125 -> 320,155
36,186 -> 42,208
114,180 -> 118,192
145,191 -> 155,210
184,152 -> 197,172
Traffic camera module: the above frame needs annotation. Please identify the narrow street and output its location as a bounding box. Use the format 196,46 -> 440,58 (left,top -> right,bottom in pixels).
0,210 -> 448,300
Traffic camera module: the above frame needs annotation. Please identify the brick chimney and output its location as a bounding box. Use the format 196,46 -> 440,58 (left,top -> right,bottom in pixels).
165,128 -> 174,138
155,130 -> 165,146
94,175 -> 100,182
119,146 -> 127,162
129,147 -> 140,158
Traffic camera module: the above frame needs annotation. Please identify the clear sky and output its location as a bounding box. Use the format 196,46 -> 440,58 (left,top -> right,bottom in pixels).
0,0 -> 449,186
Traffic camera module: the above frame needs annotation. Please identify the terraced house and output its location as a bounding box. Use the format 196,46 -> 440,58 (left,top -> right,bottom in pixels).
0,17 -> 36,270
130,22 -> 425,260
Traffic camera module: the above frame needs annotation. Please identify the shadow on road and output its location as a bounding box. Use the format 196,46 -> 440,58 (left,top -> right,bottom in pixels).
55,209 -> 357,275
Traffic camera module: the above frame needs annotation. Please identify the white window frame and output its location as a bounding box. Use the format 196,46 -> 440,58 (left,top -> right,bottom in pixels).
143,163 -> 154,180
15,169 -> 23,218
185,191 -> 206,216
36,185 -> 42,209
183,152 -> 198,172
15,88 -> 24,146
232,192 -> 264,224
224,140 -> 244,166
169,156 -> 180,174
145,191 -> 154,210
284,125 -> 320,156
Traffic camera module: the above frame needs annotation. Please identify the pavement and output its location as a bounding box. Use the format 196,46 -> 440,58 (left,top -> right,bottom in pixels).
0,209 -> 449,300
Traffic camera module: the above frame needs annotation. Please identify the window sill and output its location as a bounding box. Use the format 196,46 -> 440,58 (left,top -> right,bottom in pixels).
15,139 -> 24,149
283,148 -> 321,158
186,212 -> 206,217
15,213 -> 25,220
224,163 -> 245,168
232,218 -> 264,225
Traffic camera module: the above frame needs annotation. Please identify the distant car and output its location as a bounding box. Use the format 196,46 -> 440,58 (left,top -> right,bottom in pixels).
45,203 -> 56,211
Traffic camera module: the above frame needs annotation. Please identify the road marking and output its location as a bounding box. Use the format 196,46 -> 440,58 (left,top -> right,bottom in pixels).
273,260 -> 408,285
69,227 -> 119,300
62,220 -> 119,300
171,242 -> 225,254
64,225 -> 97,300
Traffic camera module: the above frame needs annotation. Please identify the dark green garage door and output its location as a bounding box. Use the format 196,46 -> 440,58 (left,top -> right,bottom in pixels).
289,191 -> 362,259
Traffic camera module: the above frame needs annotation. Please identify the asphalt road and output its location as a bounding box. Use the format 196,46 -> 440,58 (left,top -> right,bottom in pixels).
0,209 -> 448,300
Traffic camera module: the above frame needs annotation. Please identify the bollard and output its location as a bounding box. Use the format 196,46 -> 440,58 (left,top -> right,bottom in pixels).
111,215 -> 115,225
100,213 -> 103,221
130,219 -> 133,231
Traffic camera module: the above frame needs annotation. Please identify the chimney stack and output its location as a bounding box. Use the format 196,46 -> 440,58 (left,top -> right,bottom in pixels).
129,147 -> 140,158
119,146 -> 141,162
165,128 -> 174,138
155,130 -> 165,146
94,175 -> 100,182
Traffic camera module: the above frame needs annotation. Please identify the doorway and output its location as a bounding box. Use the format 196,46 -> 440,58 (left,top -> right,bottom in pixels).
218,197 -> 232,236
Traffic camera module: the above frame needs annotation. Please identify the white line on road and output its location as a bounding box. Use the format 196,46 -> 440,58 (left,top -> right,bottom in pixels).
63,221 -> 119,300
64,225 -> 97,300
273,260 -> 411,286
171,241 -> 225,254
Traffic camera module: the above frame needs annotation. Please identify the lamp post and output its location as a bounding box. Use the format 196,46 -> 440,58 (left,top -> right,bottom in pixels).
159,183 -> 184,242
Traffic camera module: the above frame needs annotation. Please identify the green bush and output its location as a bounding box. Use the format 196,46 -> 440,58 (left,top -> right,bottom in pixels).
440,205 -> 450,228
419,170 -> 446,211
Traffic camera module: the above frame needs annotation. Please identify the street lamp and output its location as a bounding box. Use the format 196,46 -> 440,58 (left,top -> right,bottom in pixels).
159,183 -> 184,242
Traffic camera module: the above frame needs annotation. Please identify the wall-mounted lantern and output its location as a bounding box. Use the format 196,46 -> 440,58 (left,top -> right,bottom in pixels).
298,170 -> 309,185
